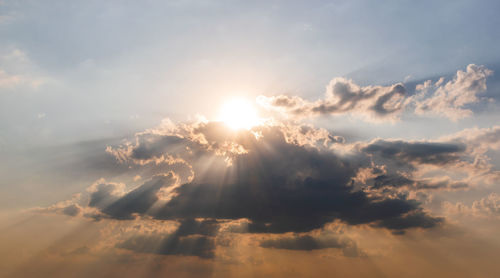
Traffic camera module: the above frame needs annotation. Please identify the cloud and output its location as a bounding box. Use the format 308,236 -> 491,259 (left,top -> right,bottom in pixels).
361,139 -> 466,166
87,179 -> 126,209
35,195 -> 84,217
443,193 -> 500,219
99,173 -> 179,220
257,64 -> 493,122
117,219 -> 219,259
472,193 -> 500,216
39,119 -> 500,258
257,77 -> 407,121
260,234 -> 362,257
118,233 -> 216,259
442,125 -> 500,155
434,126 -> 500,186
414,178 -> 468,190
375,210 -> 443,232
353,168 -> 469,195
413,64 -> 493,121
79,122 -> 443,236
351,139 -> 471,194
355,130 -> 500,192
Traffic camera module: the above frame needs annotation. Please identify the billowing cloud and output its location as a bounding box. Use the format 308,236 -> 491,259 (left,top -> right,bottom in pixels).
413,64 -> 493,120
109,122 -> 444,234
442,125 -> 500,155
48,121 -> 446,239
443,193 -> 500,219
37,114 -> 500,260
87,179 -> 126,210
472,193 -> 500,216
257,64 -> 493,122
35,74 -> 500,260
257,77 -> 407,121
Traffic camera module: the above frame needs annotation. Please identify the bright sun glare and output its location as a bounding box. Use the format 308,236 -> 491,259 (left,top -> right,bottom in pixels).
218,99 -> 260,130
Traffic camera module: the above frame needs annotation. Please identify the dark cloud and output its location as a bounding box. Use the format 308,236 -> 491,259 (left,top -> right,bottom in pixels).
117,218 -> 219,259
118,234 -> 215,259
259,234 -> 362,257
311,82 -> 406,116
372,174 -> 414,189
97,124 -> 442,234
40,120 -> 478,259
100,173 -> 178,220
375,210 -> 444,233
88,181 -> 123,209
362,139 -> 466,166
175,219 -> 220,237
129,135 -> 191,163
415,179 -> 468,190
61,204 -> 81,216
363,173 -> 468,191
261,235 -> 333,251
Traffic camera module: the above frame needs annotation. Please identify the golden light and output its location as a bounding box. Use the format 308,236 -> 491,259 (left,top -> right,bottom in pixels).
218,98 -> 260,130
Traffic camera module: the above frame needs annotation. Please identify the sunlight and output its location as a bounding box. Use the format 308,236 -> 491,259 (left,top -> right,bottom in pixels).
218,98 -> 260,130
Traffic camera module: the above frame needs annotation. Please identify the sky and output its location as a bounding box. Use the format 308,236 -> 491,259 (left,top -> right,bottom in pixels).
1,1 -> 500,277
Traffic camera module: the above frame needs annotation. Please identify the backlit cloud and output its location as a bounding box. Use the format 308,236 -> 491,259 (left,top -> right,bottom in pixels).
258,64 -> 493,122
41,119 -> 500,258
34,64 -> 500,261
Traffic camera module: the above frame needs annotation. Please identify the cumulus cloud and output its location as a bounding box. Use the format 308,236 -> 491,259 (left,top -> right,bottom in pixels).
443,193 -> 500,219
183,125 -> 438,232
434,126 -> 500,186
87,179 -> 126,209
39,117 -> 500,258
472,193 -> 500,216
257,77 -> 407,121
348,138 -> 474,196
442,125 -> 500,155
257,64 -> 492,122
413,64 -> 493,121
57,121 -> 444,236
355,126 -> 500,192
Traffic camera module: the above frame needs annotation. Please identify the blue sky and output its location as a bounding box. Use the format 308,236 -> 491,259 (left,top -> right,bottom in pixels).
1,0 -> 500,147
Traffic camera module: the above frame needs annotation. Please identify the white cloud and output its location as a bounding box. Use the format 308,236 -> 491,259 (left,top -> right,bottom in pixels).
413,64 -> 493,121
443,193 -> 500,219
258,64 -> 493,122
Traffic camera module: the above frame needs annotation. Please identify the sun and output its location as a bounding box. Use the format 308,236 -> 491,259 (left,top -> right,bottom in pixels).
218,98 -> 260,130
